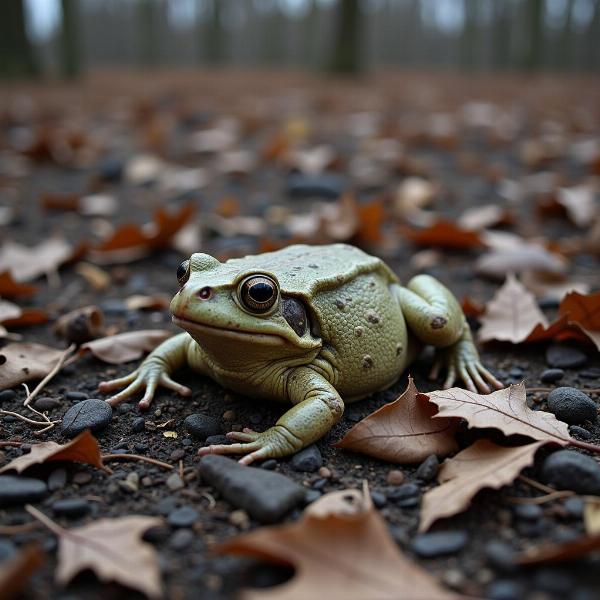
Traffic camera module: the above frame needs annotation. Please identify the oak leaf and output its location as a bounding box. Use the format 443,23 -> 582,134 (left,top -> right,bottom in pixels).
516,533 -> 600,566
404,220 -> 482,249
425,382 -> 573,446
218,486 -> 457,600
334,377 -> 459,463
558,290 -> 600,351
0,271 -> 37,298
0,544 -> 44,600
419,440 -> 546,531
556,184 -> 598,228
0,300 -> 48,329
0,342 -> 66,390
78,330 -> 171,363
0,431 -> 105,474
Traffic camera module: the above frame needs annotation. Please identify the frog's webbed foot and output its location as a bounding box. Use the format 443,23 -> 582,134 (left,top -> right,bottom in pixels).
429,337 -> 503,394
197,425 -> 302,466
99,362 -> 192,410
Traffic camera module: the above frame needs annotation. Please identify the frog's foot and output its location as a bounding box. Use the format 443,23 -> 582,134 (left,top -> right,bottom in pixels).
429,339 -> 504,394
99,366 -> 192,410
197,425 -> 302,466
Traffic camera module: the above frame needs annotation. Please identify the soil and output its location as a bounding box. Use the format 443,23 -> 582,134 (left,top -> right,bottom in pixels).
1,70 -> 600,600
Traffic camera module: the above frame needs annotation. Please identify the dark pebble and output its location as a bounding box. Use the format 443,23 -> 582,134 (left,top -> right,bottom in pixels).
261,459 -> 278,470
52,498 -> 91,518
182,438 -> 192,447
170,448 -> 185,461
184,413 -> 221,440
411,530 -> 468,557
0,539 -> 17,561
100,300 -> 128,316
547,387 -> 597,425
169,528 -> 195,550
486,580 -> 524,600
98,157 -> 123,182
546,345 -> 587,369
509,367 -> 523,378
134,443 -> 148,453
290,445 -> 322,473
249,414 -> 262,426
65,391 -> 88,401
143,525 -> 170,544
0,389 -> 17,402
116,403 -> 132,415
533,568 -> 573,594
311,478 -> 327,490
0,475 -> 47,506
370,491 -> 387,508
541,450 -> 600,495
61,399 -> 113,438
47,468 -> 67,492
302,489 -> 321,505
540,368 -> 564,383
385,483 -> 421,508
153,496 -> 179,516
204,435 -> 229,446
563,496 -> 585,519
513,503 -> 542,521
33,397 -> 61,411
167,506 -> 199,528
415,454 -> 439,481
570,425 -> 592,440
286,172 -> 345,199
579,367 -> 600,379
199,455 -> 305,523
484,541 -> 516,572
131,417 -> 145,433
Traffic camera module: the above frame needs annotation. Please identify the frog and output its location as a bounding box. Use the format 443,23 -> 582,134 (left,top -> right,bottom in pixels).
100,244 -> 502,464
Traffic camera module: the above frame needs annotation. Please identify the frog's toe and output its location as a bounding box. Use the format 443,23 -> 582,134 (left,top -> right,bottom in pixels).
105,380 -> 144,407
98,371 -> 138,393
159,374 -> 192,397
197,440 -> 263,462
466,363 -> 491,394
226,430 -> 260,443
478,364 -> 504,390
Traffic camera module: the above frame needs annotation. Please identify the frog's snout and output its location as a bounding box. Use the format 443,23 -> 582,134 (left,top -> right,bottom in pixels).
197,286 -> 212,300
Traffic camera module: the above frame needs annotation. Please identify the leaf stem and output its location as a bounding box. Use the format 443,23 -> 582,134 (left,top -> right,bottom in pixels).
568,439 -> 600,454
101,453 -> 174,470
25,504 -> 66,537
527,387 -> 600,394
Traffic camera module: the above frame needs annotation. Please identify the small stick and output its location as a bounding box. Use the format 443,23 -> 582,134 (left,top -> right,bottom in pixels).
0,522 -> 41,535
24,344 -> 76,407
201,492 -> 216,509
0,441 -> 23,448
519,475 -> 557,494
25,504 -> 65,537
527,387 -> 600,394
506,490 -> 574,505
179,459 -> 184,479
0,410 -> 60,427
101,453 -> 174,470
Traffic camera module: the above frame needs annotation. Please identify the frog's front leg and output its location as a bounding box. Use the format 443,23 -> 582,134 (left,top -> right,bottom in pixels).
99,333 -> 193,409
198,367 -> 344,465
396,275 -> 503,393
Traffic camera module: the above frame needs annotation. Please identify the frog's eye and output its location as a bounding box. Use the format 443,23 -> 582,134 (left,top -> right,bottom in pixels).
177,260 -> 190,286
239,275 -> 278,314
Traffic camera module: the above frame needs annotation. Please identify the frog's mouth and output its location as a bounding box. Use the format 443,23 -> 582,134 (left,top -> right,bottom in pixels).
172,315 -> 286,346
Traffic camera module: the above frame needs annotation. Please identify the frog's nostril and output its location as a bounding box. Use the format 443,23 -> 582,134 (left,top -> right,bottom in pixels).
197,287 -> 212,300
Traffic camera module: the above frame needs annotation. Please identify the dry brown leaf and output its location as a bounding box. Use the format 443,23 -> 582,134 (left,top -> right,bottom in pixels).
0,431 -> 105,474
90,203 -> 195,263
0,342 -> 66,390
0,544 -> 45,600
0,238 -> 76,282
0,271 -> 37,298
556,184 -> 598,228
356,198 -> 385,244
334,377 -> 459,464
404,220 -> 482,249
458,204 -> 513,231
516,533 -> 600,566
75,262 -> 111,291
78,330 -> 171,364
584,498 -> 600,535
394,177 -> 437,225
419,440 -> 547,531
520,271 -> 590,302
425,382 -> 573,447
49,513 -> 163,598
0,299 -> 48,330
125,295 -> 171,311
54,306 -> 105,344
558,291 -> 600,351
218,486 -> 456,600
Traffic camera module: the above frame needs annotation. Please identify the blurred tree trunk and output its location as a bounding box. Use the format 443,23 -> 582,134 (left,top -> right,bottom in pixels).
491,0 -> 511,70
586,0 -> 600,70
330,0 -> 362,75
59,0 -> 82,79
303,0 -> 318,69
261,4 -> 285,66
557,0 -> 573,70
0,0 -> 38,78
203,0 -> 224,65
138,0 -> 159,67
521,0 -> 544,71
459,0 -> 479,71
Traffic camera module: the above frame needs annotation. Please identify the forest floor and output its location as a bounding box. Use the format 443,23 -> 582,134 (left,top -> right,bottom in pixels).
1,70 -> 600,600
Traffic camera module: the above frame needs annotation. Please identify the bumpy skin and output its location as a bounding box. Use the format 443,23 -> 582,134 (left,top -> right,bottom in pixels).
100,244 -> 502,464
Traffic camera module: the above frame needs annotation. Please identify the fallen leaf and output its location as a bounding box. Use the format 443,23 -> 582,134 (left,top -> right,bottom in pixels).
75,262 -> 111,291
0,300 -> 48,329
0,431 -> 105,474
0,271 -> 37,298
458,204 -> 512,231
0,238 -> 76,282
419,440 -> 547,531
218,486 -> 456,600
90,203 -> 195,264
393,177 -> 437,225
584,498 -> 600,535
516,533 -> 600,566
0,544 -> 45,600
461,296 -> 484,318
520,271 -> 590,302
335,377 -> 459,463
425,382 -> 573,447
78,330 -> 171,364
404,220 -> 482,250
0,342 -> 66,390
54,306 -> 105,344
558,291 -> 600,351
124,295 -> 170,311
556,184 -> 598,228
356,198 -> 385,244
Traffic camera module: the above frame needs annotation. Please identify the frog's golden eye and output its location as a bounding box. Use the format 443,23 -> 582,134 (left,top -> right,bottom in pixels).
177,260 -> 190,286
239,275 -> 278,314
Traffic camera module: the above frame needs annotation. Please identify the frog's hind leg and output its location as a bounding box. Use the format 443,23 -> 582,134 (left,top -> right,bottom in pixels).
393,275 -> 502,393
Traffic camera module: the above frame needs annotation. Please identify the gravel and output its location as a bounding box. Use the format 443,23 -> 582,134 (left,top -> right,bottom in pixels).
540,368 -> 564,383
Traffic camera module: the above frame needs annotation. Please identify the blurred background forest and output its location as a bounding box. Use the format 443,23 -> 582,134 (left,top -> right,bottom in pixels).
1,0 -> 599,80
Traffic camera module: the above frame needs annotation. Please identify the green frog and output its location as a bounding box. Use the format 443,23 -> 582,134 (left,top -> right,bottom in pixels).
100,244 -> 502,464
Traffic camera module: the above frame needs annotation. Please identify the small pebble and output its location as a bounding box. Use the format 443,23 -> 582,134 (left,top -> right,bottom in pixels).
370,491 -> 387,508
47,468 -> 67,492
65,391 -> 88,401
486,580 -> 524,600
33,397 -> 61,411
569,425 -> 592,440
131,417 -> 145,433
484,541 -> 516,572
222,410 -> 236,422
386,469 -> 404,485
579,367 -> 600,379
166,473 -> 185,491
204,435 -> 229,446
563,496 -> 585,519
169,528 -> 195,550
411,530 -> 468,557
290,445 -> 322,473
0,389 -> 16,402
0,539 -> 16,561
168,506 -> 199,528
229,509 -> 250,528
415,455 -> 439,482
385,483 -> 421,508
547,387 -> 597,425
541,450 -> 600,495
540,368 -> 564,383
546,345 -> 587,369
170,448 -> 185,461
52,498 -> 90,518
303,489 -> 321,505
261,459 -> 278,470
184,414 -> 221,440
134,443 -> 148,453
61,399 -> 113,438
318,466 -> 331,479
117,403 -> 132,415
72,472 -> 92,485
513,503 -> 542,521
0,476 -> 47,506
533,568 -> 573,594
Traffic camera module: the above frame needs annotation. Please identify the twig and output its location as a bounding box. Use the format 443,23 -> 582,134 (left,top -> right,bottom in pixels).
527,387 -> 600,394
518,475 -> 557,494
0,441 -> 23,448
506,490 -> 574,505
179,459 -> 184,479
0,522 -> 41,535
201,492 -> 216,509
101,453 -> 174,470
0,410 -> 60,428
25,505 -> 66,537
24,344 -> 76,407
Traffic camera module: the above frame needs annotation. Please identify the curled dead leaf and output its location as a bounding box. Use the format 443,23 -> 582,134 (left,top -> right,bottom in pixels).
516,533 -> 600,566
404,220 -> 482,250
0,271 -> 37,298
54,306 -> 105,344
78,330 -> 171,364
0,342 -> 66,390
558,291 -> 600,351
